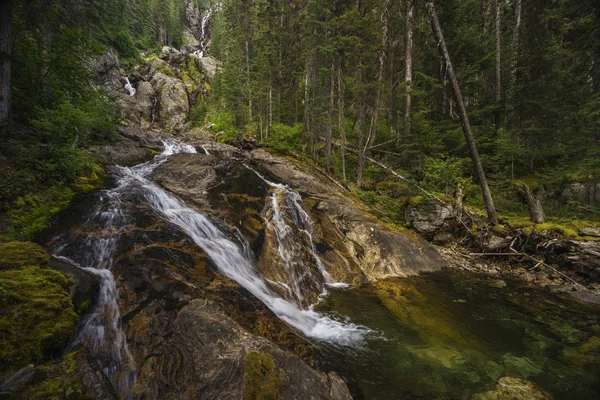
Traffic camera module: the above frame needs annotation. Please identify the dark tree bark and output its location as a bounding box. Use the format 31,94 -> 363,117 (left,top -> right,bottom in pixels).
0,0 -> 12,126
427,1 -> 499,223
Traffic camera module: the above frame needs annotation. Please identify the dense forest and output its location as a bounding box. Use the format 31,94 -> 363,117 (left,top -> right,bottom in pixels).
207,0 -> 600,225
2,0 -> 600,236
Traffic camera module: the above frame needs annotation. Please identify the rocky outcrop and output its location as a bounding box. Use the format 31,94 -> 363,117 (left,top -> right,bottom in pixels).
404,199 -> 459,243
151,153 -> 218,209
90,49 -> 122,93
149,59 -> 190,132
248,149 -> 447,281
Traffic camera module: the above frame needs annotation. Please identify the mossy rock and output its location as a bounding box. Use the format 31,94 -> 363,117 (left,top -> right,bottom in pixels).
243,351 -> 285,400
0,241 -> 50,270
7,185 -> 74,240
0,242 -> 78,372
17,350 -> 94,400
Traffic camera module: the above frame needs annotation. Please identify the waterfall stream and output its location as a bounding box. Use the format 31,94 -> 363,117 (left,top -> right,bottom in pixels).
52,140 -> 368,394
124,77 -> 136,97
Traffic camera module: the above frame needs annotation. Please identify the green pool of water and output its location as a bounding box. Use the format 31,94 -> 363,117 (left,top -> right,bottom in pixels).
318,269 -> 600,399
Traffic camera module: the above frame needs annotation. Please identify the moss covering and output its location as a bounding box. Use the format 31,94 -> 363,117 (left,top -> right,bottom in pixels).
18,350 -> 94,400
0,242 -> 78,372
0,241 -> 50,270
6,186 -> 74,240
243,351 -> 285,400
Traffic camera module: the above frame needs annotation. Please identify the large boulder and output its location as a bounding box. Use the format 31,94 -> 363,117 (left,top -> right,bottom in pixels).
248,149 -> 447,281
149,59 -> 190,132
151,153 -> 217,209
90,49 -> 122,93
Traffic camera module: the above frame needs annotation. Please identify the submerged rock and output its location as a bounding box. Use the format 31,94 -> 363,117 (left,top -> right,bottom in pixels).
471,377 -> 552,399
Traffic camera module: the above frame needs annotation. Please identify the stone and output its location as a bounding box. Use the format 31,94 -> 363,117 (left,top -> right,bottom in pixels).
579,227 -> 600,237
404,200 -> 456,236
151,153 -> 217,209
200,56 -> 220,79
50,255 -> 100,313
471,377 -> 552,400
150,70 -> 190,132
0,365 -> 40,394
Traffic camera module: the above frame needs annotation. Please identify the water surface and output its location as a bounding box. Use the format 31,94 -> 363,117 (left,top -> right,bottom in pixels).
318,269 -> 600,399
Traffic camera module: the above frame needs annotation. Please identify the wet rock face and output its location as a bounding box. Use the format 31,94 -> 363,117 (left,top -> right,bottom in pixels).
151,153 -> 218,209
248,149 -> 447,281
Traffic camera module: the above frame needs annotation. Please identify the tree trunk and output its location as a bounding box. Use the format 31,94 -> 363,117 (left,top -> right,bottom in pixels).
245,40 -> 253,122
0,0 -> 13,126
404,0 -> 414,141
493,0 -> 501,129
326,61 -> 334,173
427,1 -> 498,223
338,65 -> 347,181
303,58 -> 311,145
506,0 -> 521,131
357,61 -> 365,190
367,0 -> 392,149
518,183 -> 546,224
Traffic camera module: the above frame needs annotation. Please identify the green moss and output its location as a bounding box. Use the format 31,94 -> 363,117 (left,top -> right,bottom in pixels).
0,244 -> 78,372
20,350 -> 92,400
7,186 -> 74,240
145,148 -> 160,158
243,351 -> 284,400
408,196 -> 425,207
0,241 -> 50,270
70,164 -> 106,194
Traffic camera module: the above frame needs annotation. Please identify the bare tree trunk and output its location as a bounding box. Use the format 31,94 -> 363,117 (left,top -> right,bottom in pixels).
326,62 -> 334,173
338,65 -> 347,181
303,58 -> 311,145
427,1 -> 498,223
1,0 -> 13,126
518,183 -> 546,224
506,0 -> 521,131
404,0 -> 414,141
357,61 -> 365,190
367,0 -> 392,149
245,40 -> 253,122
493,0 -> 501,129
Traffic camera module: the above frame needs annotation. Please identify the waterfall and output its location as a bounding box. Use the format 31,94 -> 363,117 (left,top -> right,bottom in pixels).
115,144 -> 368,345
124,77 -> 136,97
52,140 -> 367,397
246,165 -> 350,301
51,140 -> 197,394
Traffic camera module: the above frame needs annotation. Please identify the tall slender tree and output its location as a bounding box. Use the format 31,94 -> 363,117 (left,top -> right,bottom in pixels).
427,1 -> 498,223
404,0 -> 414,141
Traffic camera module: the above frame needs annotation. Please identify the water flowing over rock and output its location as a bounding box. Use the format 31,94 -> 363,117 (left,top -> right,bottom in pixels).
46,140 -> 363,398
248,149 -> 447,281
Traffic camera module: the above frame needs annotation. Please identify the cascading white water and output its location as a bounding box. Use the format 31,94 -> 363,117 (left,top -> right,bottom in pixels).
51,140 -> 198,394
246,165 -> 350,301
115,144 -> 368,345
124,77 -> 136,97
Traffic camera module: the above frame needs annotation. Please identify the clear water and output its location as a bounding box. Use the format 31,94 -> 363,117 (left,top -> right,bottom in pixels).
318,269 -> 600,399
